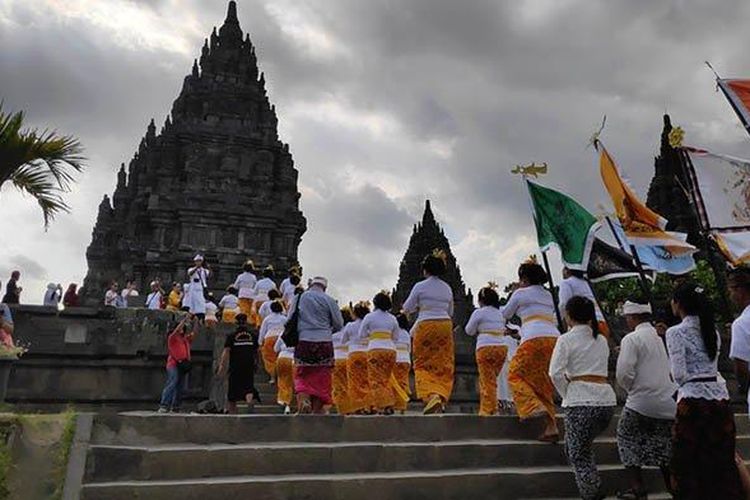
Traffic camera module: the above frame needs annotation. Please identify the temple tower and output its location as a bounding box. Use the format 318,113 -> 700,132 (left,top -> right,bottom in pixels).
82,1 -> 305,300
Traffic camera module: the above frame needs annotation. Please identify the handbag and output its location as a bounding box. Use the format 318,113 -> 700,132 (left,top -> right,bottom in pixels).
281,292 -> 303,348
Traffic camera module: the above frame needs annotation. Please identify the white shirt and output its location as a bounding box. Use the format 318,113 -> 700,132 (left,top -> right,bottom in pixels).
218,294 -> 239,310
280,277 -> 292,296
616,323 -> 676,419
282,286 -> 298,306
254,278 -> 278,302
332,331 -> 348,361
402,276 -> 454,324
146,291 -> 162,310
259,312 -> 286,345
465,306 -> 510,351
549,325 -> 616,407
666,316 -> 728,402
396,329 -> 411,364
359,309 -> 399,351
187,267 -> 210,289
258,300 -> 275,321
558,276 -> 605,322
204,301 -> 218,321
502,285 -> 560,343
730,305 -> 750,412
233,272 -> 257,299
341,319 -> 367,353
274,335 -> 294,360
104,290 -> 119,307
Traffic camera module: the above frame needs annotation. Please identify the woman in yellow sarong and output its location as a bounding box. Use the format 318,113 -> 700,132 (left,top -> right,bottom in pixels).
218,286 -> 241,323
253,266 -> 279,329
331,308 -> 353,415
274,335 -> 295,414
258,300 -> 286,384
233,260 -> 257,319
166,282 -> 183,311
342,302 -> 371,414
465,285 -> 508,416
393,314 -> 412,413
502,259 -> 561,442
361,292 -> 400,414
402,250 -> 454,414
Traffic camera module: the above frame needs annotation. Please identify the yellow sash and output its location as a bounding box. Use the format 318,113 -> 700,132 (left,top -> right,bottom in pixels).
369,331 -> 392,341
521,314 -> 555,324
390,373 -> 410,405
478,330 -> 505,337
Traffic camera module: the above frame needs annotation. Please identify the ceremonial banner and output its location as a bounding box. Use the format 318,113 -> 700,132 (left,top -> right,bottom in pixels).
526,179 -> 600,271
599,145 -> 695,253
586,237 -> 641,283
713,232 -> 750,266
718,79 -> 750,134
608,217 -> 696,275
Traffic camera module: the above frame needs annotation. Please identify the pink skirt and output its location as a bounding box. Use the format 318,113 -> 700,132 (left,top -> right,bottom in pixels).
294,366 -> 333,404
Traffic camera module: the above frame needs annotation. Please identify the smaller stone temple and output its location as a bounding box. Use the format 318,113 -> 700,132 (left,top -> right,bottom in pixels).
81,1 -> 305,300
392,200 -> 474,327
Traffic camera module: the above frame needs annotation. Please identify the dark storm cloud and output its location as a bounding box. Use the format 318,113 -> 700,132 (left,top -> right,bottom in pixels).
2,0 -> 750,303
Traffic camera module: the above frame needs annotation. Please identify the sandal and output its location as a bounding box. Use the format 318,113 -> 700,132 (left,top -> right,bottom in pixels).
423,396 -> 443,415
537,432 -> 560,444
296,400 -> 312,415
616,489 -> 648,500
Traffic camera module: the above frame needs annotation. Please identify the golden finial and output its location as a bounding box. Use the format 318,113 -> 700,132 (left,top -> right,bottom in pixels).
265,264 -> 275,271
431,248 -> 448,263
522,254 -> 539,265
669,126 -> 685,148
379,289 -> 392,297
355,300 -> 371,309
487,281 -> 499,290
510,162 -> 548,178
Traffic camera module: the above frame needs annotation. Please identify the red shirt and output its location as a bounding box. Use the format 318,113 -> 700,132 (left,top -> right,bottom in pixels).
166,330 -> 193,369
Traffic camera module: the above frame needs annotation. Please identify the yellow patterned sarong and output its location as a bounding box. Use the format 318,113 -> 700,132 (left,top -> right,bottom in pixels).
222,307 -> 238,324
508,336 -> 557,420
332,359 -> 352,415
347,351 -> 370,412
476,345 -> 508,416
392,362 -> 411,411
413,319 -> 455,403
367,349 -> 397,409
261,336 -> 279,378
276,357 -> 294,406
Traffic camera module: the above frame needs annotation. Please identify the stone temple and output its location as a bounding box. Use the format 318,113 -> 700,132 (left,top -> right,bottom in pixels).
82,1 -> 305,301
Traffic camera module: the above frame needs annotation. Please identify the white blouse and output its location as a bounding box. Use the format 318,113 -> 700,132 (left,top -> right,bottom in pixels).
359,309 -> 399,351
332,331 -> 348,361
274,336 -> 294,360
218,294 -> 239,310
396,329 -> 411,364
548,325 -> 616,407
341,319 -> 367,353
558,276 -> 605,322
259,312 -> 286,345
402,276 -> 454,324
666,316 -> 728,402
233,272 -> 257,299
254,278 -> 278,302
465,306 -> 510,351
502,285 -> 560,343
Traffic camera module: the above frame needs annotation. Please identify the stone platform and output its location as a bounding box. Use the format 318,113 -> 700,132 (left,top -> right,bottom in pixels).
74,412 -> 750,500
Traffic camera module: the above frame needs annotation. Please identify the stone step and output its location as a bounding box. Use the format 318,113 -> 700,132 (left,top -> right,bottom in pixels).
91,412 -> 750,446
83,434 -> 750,482
80,464 -> 669,500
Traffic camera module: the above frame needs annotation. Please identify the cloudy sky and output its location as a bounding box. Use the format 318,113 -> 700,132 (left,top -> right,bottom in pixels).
1,0 -> 750,304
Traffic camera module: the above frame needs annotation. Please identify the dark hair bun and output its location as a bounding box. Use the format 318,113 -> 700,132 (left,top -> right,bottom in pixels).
373,292 -> 392,311
422,254 -> 447,277
478,287 -> 501,308
518,263 -> 547,285
565,296 -> 599,337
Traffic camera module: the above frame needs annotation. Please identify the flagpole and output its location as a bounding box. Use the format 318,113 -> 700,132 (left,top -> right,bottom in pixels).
541,249 -> 565,331
604,215 -> 654,306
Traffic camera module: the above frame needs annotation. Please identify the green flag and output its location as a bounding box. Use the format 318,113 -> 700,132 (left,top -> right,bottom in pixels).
526,179 -> 600,270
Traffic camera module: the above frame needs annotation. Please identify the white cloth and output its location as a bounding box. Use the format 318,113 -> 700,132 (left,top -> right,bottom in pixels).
146,291 -> 162,310
558,276 -> 604,322
259,312 -> 287,345
359,309 -> 399,351
104,290 -> 119,307
496,336 -> 518,402
43,289 -> 60,307
502,285 -> 560,343
185,267 -> 209,314
549,325 -> 616,408
254,278 -> 278,302
402,276 -> 454,325
465,306 -> 511,351
332,331 -> 348,361
204,301 -> 218,322
730,305 -> 750,412
218,294 -> 239,310
258,300 -> 274,321
341,319 -> 366,353
121,289 -> 140,298
396,328 -> 411,364
666,316 -> 729,402
282,286 -> 297,306
274,335 -> 294,360
233,272 -> 257,300
280,277 -> 292,296
616,322 -> 676,419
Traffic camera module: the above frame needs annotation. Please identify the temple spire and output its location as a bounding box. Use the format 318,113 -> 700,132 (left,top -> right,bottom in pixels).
225,1 -> 238,23
422,199 -> 436,227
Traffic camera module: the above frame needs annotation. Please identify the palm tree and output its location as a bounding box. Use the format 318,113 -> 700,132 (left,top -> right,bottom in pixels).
0,103 -> 85,228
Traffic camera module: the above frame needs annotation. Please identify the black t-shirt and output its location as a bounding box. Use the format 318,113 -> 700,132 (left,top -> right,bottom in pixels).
2,280 -> 19,304
224,327 -> 257,374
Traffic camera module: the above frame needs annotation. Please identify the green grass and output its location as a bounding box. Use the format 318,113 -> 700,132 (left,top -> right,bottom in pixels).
51,410 -> 76,500
0,419 -> 18,499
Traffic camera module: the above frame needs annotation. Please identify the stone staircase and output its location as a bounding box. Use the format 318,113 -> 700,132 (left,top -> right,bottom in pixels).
76,412 -> 750,499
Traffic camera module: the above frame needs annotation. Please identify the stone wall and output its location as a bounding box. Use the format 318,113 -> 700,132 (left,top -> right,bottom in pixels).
5,305 -> 230,407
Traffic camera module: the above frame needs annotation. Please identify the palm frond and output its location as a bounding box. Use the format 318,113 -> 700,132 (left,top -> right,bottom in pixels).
0,103 -> 86,228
